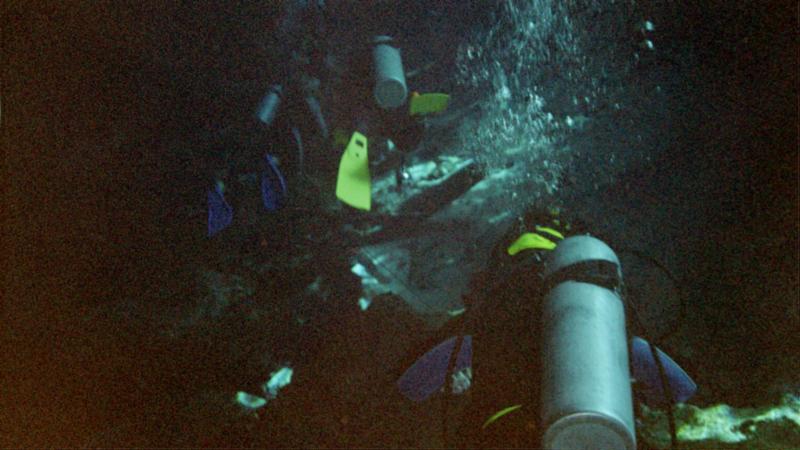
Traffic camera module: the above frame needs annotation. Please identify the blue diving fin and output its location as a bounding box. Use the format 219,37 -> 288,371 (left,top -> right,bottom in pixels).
261,154 -> 287,211
397,335 -> 472,402
207,183 -> 233,237
631,336 -> 697,406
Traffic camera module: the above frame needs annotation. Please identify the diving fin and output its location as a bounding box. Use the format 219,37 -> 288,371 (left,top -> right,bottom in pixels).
261,154 -> 287,211
630,336 -> 697,406
409,92 -> 450,116
335,131 -> 371,211
397,335 -> 472,402
207,183 -> 233,237
483,404 -> 523,429
507,232 -> 558,255
534,225 -> 565,240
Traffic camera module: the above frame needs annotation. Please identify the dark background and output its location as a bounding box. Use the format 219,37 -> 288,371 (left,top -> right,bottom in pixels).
4,1 -> 797,447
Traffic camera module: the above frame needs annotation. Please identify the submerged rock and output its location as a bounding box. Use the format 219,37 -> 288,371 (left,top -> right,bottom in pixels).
638,394 -> 800,449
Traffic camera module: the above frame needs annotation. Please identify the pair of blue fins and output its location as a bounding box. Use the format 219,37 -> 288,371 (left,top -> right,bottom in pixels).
207,154 -> 288,237
397,334 -> 697,408
206,133 -> 365,237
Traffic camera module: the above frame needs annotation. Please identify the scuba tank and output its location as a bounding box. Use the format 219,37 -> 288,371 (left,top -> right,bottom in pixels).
372,35 -> 408,109
256,84 -> 283,126
539,236 -> 636,450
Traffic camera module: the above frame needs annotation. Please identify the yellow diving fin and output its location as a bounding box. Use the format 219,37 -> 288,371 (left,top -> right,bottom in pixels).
482,404 -> 523,429
336,131 -> 371,211
409,92 -> 450,116
534,225 -> 565,240
507,233 -> 557,256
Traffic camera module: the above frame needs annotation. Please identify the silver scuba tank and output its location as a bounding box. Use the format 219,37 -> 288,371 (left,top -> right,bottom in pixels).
372,35 -> 408,110
256,84 -> 283,126
539,236 -> 636,450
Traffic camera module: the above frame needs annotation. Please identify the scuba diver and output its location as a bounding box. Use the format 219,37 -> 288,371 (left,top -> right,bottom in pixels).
396,207 -> 697,449
329,32 -> 450,212
206,0 -> 330,237
208,0 -> 451,235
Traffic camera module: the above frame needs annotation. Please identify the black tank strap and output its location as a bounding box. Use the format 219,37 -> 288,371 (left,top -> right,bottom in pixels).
543,259 -> 623,294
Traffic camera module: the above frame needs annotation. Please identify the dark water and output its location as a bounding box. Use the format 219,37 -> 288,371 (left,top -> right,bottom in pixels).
5,0 -> 797,447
